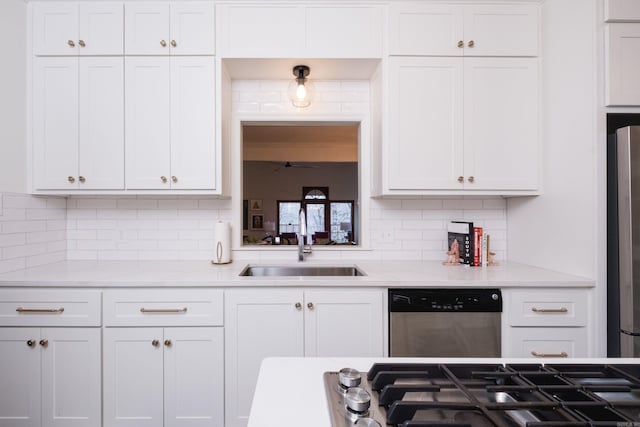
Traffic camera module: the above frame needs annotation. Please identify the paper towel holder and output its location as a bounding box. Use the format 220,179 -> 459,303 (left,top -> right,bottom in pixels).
211,221 -> 232,265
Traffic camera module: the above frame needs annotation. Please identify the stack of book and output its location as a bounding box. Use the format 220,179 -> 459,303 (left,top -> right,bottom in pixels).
447,221 -> 492,267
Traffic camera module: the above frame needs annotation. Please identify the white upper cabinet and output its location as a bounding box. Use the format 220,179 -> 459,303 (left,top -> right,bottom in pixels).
606,24 -> 640,106
605,0 -> 640,22
125,56 -> 216,190
385,56 -> 539,193
389,3 -> 538,57
124,2 -> 215,55
33,2 -> 123,56
33,57 -> 124,190
217,3 -> 383,58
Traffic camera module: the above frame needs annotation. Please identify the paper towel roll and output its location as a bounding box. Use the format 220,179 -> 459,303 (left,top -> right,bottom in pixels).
212,221 -> 232,264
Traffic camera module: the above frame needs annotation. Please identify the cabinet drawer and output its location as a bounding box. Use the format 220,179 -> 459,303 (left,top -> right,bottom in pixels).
104,289 -> 223,326
506,289 -> 588,327
0,289 -> 101,326
504,327 -> 588,359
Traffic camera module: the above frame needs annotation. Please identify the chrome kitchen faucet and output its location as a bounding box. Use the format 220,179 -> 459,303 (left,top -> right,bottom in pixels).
298,207 -> 312,261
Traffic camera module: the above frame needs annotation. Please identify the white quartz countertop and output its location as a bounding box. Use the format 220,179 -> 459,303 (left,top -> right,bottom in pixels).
248,357 -> 639,427
0,260 -> 594,287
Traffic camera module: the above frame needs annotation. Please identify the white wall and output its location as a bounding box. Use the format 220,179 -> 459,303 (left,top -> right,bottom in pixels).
0,0 -> 27,193
508,0 -> 598,278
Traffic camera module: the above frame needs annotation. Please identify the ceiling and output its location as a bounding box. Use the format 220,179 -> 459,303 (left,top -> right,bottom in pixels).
243,124 -> 358,162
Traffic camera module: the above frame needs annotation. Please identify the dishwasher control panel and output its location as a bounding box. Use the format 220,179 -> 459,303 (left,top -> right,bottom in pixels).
388,289 -> 502,312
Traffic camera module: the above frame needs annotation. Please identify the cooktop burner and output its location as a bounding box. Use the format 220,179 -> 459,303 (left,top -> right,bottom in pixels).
323,363 -> 640,427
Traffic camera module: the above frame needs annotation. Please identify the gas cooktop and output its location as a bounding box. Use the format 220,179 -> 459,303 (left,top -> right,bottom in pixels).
323,362 -> 640,427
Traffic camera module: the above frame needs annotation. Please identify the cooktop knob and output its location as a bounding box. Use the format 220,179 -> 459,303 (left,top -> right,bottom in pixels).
355,419 -> 381,427
345,387 -> 370,414
339,367 -> 362,388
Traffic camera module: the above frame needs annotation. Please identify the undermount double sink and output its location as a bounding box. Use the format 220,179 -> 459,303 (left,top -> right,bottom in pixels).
239,265 -> 366,277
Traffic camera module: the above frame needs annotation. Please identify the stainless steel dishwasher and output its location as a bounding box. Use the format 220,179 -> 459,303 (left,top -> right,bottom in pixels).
389,288 -> 502,357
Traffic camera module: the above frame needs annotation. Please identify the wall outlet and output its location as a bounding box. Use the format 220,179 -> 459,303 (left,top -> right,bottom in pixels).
380,228 -> 394,243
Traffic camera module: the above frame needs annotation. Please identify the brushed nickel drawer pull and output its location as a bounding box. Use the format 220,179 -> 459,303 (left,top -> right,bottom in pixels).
16,307 -> 65,313
531,307 -> 568,313
140,307 -> 188,313
531,350 -> 568,358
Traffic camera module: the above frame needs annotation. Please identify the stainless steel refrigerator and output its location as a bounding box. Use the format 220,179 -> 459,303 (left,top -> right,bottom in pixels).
610,126 -> 640,357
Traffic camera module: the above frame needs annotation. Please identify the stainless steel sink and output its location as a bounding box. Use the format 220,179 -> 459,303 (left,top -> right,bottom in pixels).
239,265 -> 366,277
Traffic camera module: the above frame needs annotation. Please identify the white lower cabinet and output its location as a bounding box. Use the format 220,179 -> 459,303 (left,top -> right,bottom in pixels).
102,289 -> 224,427
501,288 -> 592,358
0,327 -> 101,427
224,288 -> 384,427
103,327 -> 224,427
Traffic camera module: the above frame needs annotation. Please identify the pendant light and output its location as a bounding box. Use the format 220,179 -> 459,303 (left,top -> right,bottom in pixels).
288,65 -> 314,108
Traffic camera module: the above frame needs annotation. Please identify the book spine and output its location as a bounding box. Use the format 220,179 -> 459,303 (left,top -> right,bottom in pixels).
481,234 -> 488,267
473,227 -> 483,267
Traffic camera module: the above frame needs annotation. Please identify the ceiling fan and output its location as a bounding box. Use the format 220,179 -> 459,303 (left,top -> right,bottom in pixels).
272,161 -> 320,172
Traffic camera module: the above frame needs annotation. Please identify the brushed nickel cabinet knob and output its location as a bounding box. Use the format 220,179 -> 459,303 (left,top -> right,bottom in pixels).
151,339 -> 160,347
457,40 -> 464,48
171,176 -> 177,183
79,176 -> 86,183
39,339 -> 48,347
467,176 -> 475,183
27,339 -> 36,347
160,40 -> 167,47
160,176 -> 168,183
457,176 -> 464,183
295,302 -> 302,310
170,40 -> 177,47
307,302 -> 314,310
78,39 -> 86,47
468,40 -> 475,48
164,339 -> 172,347
68,176 -> 75,183
67,40 -> 75,47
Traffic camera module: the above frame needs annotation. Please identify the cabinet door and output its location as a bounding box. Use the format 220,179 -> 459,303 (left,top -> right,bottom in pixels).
78,2 -> 124,55
125,57 -> 171,189
41,328 -> 101,427
170,2 -> 215,55
164,328 -> 223,427
463,58 -> 539,190
170,57 -> 216,190
305,5 -> 382,58
219,5 -> 304,57
33,2 -> 79,56
606,24 -> 640,106
389,4 -> 463,56
463,5 -> 538,56
78,57 -> 124,190
387,57 -> 464,191
103,328 -> 164,427
124,2 -> 170,55
304,289 -> 384,357
33,57 -> 79,190
224,289 -> 304,427
0,328 -> 41,427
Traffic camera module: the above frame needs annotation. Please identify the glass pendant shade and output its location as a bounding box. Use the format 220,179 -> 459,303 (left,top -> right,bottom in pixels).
288,65 -> 314,108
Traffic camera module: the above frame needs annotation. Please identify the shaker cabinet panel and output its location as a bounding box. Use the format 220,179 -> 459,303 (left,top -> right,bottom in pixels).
386,57 -> 464,190
218,5 -> 304,57
125,57 -> 172,190
305,5 -> 383,58
125,2 -> 214,55
33,57 -> 79,190
33,2 -> 123,56
0,328 -> 41,427
389,3 -> 538,57
33,57 -> 124,191
606,24 -> 640,106
125,56 -> 216,190
463,58 -> 539,190
605,0 -> 640,22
